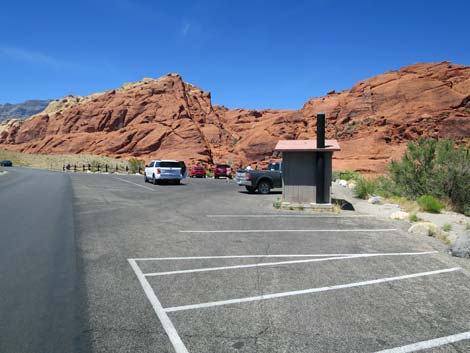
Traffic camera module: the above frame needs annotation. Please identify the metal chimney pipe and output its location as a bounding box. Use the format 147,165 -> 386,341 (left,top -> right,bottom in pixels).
317,112 -> 325,148
316,112 -> 326,203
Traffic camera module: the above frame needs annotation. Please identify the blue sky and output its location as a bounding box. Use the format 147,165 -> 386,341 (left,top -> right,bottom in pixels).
0,0 -> 469,109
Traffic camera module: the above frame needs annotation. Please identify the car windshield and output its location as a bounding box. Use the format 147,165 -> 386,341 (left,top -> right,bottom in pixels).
268,163 -> 280,170
160,161 -> 180,168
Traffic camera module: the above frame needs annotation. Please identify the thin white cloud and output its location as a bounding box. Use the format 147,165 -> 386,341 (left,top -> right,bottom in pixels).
0,46 -> 83,69
181,22 -> 191,37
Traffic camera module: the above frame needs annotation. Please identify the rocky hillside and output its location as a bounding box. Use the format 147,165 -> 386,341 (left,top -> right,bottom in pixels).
0,62 -> 469,173
0,100 -> 51,121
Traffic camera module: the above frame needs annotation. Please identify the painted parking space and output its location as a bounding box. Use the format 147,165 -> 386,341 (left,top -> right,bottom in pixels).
129,250 -> 470,353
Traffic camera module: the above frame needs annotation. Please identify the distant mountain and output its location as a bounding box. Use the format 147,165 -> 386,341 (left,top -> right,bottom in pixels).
0,100 -> 51,121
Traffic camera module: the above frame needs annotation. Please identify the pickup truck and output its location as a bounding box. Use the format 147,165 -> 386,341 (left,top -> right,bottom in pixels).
235,162 -> 282,194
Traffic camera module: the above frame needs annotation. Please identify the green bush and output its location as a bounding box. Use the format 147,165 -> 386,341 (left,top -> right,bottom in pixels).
339,170 -> 361,181
355,177 -> 376,199
464,206 -> 470,218
417,195 -> 443,213
128,157 -> 144,174
373,175 -> 398,198
205,170 -> 214,178
332,171 -> 340,181
442,224 -> 452,232
389,139 -> 470,214
409,213 -> 421,222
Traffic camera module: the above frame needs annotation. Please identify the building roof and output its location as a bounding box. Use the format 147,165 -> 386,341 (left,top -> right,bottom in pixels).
274,139 -> 341,152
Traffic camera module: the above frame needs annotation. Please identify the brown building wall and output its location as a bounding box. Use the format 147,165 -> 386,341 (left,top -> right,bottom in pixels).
282,151 -> 333,204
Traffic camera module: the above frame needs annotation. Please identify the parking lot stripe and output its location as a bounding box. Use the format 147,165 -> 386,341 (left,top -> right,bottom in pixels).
114,177 -> 156,191
179,228 -> 398,233
132,251 -> 437,261
373,330 -> 470,353
128,259 -> 189,353
144,256 -> 351,276
207,214 -> 375,218
163,267 -> 461,313
142,252 -> 438,276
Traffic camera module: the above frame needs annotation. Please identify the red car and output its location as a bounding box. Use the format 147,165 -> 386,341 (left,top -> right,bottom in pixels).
214,164 -> 231,179
189,166 -> 206,178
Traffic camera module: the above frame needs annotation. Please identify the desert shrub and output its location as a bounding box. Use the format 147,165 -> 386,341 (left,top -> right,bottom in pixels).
417,195 -> 443,213
205,170 -> 214,178
128,157 -> 144,174
442,224 -> 452,232
409,213 -> 421,222
90,159 -> 101,172
338,170 -> 361,181
355,177 -> 376,199
434,141 -> 470,214
373,175 -> 398,198
332,171 -> 340,181
389,139 -> 470,214
389,139 -> 438,197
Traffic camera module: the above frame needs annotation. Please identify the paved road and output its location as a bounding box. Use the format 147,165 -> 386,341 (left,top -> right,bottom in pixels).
2,167 -> 470,353
0,167 -> 87,353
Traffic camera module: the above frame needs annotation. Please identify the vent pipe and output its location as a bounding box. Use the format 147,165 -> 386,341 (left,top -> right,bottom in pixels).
316,112 -> 326,203
316,112 -> 325,148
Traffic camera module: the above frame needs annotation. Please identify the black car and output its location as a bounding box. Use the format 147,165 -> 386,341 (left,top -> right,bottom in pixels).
0,160 -> 13,167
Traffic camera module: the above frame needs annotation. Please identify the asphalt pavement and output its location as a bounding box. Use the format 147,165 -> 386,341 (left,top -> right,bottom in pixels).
2,167 -> 470,353
70,172 -> 470,353
0,167 -> 86,353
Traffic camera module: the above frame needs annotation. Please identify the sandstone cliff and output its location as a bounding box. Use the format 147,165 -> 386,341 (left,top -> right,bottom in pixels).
1,62 -> 469,173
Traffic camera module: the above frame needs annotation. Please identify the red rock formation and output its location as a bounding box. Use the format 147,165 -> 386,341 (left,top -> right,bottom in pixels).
1,62 -> 469,173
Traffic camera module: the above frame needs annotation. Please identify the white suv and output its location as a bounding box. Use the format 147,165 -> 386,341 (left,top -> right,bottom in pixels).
144,160 -> 187,184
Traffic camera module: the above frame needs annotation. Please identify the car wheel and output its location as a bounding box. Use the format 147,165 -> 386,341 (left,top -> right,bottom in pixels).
215,176 -> 219,179
257,181 -> 271,194
245,186 -> 255,193
144,174 -> 148,183
152,174 -> 157,185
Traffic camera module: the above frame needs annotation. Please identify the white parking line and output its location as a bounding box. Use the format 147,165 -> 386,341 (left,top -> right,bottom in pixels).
128,259 -> 189,353
207,214 -> 374,218
144,256 -> 351,276
164,267 -> 461,313
114,176 -> 155,191
132,251 -> 437,261
374,330 -> 470,353
142,252 -> 438,277
179,228 -> 398,233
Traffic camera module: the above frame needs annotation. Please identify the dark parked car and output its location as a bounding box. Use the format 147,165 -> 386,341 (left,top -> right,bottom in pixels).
189,166 -> 206,178
0,160 -> 13,167
214,164 -> 231,179
235,162 -> 282,194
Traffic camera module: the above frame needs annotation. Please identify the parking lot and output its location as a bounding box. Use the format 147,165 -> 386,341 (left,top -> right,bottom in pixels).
69,173 -> 470,353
